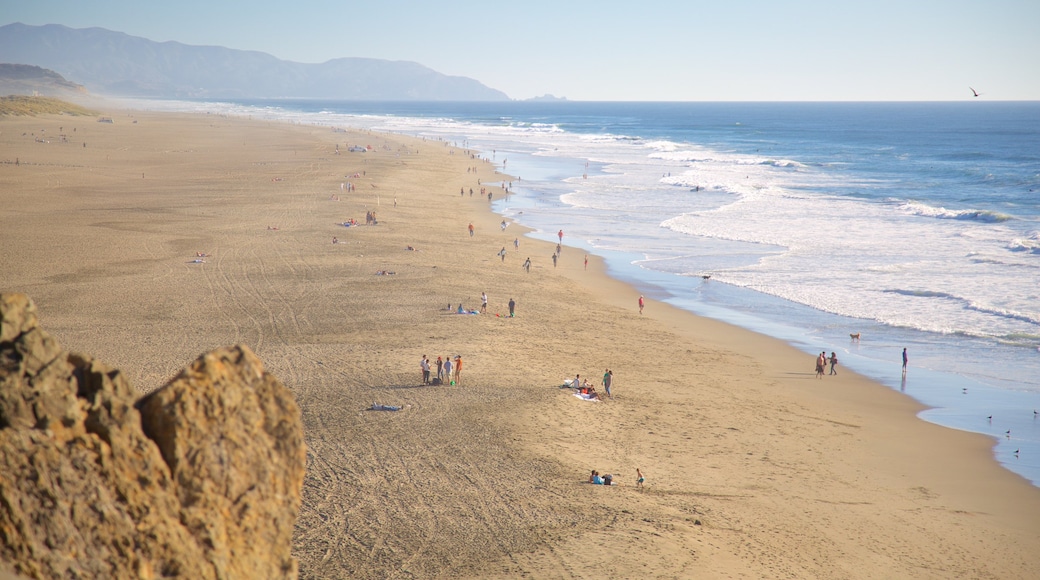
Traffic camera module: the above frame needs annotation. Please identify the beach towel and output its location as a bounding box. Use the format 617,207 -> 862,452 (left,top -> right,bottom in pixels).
573,393 -> 600,402
370,404 -> 401,411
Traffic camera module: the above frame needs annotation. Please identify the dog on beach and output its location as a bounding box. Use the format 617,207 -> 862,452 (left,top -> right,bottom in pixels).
849,333 -> 860,342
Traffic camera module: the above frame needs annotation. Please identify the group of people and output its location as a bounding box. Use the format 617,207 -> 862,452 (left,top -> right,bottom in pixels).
568,369 -> 614,399
588,467 -> 644,488
450,295 -> 515,317
815,351 -> 838,378
421,354 -> 463,386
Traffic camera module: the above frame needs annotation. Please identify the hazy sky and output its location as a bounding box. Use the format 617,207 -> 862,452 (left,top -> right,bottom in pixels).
5,0 -> 1038,101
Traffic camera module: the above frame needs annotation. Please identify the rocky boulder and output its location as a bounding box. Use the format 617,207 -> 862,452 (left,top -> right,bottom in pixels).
0,293 -> 306,579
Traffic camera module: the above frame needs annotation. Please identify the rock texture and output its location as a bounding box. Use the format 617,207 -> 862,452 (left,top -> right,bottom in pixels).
0,294 -> 305,579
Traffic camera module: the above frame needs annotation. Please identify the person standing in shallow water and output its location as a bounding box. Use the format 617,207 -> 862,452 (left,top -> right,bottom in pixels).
902,348 -> 908,375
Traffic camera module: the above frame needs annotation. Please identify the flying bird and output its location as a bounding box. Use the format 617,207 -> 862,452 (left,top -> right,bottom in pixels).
969,87 -> 982,98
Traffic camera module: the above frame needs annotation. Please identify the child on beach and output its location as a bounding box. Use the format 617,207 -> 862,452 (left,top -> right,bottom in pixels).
636,468 -> 645,488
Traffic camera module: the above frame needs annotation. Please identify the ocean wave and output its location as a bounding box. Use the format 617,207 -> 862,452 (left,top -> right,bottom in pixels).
734,158 -> 807,168
883,289 -> 959,299
900,201 -> 1014,223
883,288 -> 1040,327
996,333 -> 1040,348
1008,231 -> 1040,253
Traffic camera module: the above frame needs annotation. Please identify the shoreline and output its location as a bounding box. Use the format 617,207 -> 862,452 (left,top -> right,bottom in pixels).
3,105 -> 1038,578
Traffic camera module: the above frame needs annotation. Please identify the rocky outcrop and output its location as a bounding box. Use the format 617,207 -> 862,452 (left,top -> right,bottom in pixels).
0,294 -> 305,579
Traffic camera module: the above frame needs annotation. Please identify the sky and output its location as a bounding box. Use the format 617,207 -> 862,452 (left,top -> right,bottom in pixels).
3,0 -> 1039,101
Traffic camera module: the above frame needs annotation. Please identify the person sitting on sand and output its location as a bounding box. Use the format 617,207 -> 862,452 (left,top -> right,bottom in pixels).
332,237 -> 338,244
589,470 -> 603,485
602,473 -> 613,485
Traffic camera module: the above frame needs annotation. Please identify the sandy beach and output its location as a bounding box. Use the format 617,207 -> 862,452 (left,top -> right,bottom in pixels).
2,107 -> 1039,578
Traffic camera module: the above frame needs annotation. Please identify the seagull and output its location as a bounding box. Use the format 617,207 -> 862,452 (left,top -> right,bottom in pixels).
1006,429 -> 1011,438
969,87 -> 982,98
987,415 -> 992,421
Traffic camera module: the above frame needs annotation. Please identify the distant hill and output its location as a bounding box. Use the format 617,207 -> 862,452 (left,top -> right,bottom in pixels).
0,23 -> 510,101
0,63 -> 87,97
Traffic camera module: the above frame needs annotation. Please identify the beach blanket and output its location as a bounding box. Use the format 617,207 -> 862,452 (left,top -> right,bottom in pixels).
369,404 -> 401,411
573,393 -> 600,402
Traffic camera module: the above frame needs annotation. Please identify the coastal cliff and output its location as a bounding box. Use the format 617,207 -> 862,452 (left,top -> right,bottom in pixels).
0,293 -> 306,579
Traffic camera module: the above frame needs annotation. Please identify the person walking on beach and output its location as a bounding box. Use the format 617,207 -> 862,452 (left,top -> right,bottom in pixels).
558,229 -> 564,243
480,292 -> 488,313
444,357 -> 453,385
453,355 -> 463,385
513,237 -> 519,251
508,297 -> 516,317
636,468 -> 645,489
602,369 -> 613,399
468,223 -> 475,237
523,257 -> 531,273
829,352 -> 838,375
584,255 -> 588,270
902,348 -> 908,375
552,253 -> 558,268
638,295 -> 645,315
816,352 -> 826,379
498,247 -> 507,262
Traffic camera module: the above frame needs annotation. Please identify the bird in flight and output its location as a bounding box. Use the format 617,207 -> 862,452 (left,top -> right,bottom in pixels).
969,87 -> 982,97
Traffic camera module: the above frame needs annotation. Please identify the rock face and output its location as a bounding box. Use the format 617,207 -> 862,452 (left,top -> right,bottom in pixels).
0,294 -> 306,579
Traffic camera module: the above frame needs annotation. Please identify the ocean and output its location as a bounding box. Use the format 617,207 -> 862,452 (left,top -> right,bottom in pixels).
134,98 -> 1040,486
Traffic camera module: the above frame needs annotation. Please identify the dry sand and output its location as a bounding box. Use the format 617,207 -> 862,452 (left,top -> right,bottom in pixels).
2,108 -> 1039,579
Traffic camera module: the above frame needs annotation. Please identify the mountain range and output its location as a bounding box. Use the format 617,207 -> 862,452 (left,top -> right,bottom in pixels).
0,23 -> 509,101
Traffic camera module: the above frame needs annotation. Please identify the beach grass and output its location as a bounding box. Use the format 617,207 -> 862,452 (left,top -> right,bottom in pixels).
0,95 -> 96,116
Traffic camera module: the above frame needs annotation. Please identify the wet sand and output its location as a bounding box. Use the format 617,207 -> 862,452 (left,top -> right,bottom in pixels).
2,108 -> 1038,578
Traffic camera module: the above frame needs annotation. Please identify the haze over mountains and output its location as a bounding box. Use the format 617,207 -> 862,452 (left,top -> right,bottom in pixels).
0,23 -> 510,101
